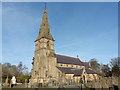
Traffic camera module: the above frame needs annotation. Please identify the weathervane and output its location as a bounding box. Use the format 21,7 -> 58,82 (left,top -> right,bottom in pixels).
45,2 -> 46,9
77,55 -> 79,58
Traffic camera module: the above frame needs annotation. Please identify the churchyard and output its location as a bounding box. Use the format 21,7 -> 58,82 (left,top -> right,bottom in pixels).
1,76 -> 119,89
1,57 -> 120,89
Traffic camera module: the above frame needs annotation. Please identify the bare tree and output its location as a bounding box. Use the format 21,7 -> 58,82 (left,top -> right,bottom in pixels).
101,64 -> 111,77
110,57 -> 120,77
17,62 -> 23,76
2,63 -> 13,78
89,58 -> 100,71
2,62 -> 30,83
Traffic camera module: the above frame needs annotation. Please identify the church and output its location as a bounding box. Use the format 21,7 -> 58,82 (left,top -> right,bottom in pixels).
29,6 -> 100,87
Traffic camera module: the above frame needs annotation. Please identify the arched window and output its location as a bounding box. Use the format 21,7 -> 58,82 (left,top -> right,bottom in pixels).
47,41 -> 49,47
46,71 -> 48,77
71,65 -> 73,67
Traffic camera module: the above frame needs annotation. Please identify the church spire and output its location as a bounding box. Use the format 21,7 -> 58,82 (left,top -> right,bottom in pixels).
35,4 -> 54,42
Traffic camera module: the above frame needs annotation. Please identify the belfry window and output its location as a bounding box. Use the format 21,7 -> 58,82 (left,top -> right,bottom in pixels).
47,41 -> 49,47
46,71 -> 48,77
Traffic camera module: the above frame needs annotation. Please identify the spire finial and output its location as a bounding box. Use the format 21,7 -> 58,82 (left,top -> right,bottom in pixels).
45,2 -> 46,9
77,55 -> 79,58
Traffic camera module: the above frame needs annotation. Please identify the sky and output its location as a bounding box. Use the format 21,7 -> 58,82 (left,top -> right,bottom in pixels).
2,2 -> 118,71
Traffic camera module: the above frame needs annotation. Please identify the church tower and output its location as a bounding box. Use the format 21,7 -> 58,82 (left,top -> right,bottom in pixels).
30,6 -> 57,86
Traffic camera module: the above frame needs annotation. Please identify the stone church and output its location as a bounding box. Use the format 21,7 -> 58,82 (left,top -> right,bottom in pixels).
29,7 -> 100,86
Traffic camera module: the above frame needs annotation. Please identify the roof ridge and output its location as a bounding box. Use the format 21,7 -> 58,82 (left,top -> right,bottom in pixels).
56,54 -> 80,60
57,66 -> 75,69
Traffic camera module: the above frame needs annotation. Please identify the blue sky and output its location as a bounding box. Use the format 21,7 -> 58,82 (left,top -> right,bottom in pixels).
2,2 -> 118,71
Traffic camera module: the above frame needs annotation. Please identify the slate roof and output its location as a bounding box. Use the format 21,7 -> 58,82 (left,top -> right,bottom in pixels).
56,54 -> 98,76
57,67 -> 84,76
57,67 -> 75,74
72,69 -> 83,76
83,62 -> 91,68
85,68 -> 97,74
57,66 -> 98,77
56,54 -> 90,68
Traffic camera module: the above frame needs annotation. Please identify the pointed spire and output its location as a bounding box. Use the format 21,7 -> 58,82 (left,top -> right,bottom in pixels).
42,3 -> 48,25
35,4 -> 54,42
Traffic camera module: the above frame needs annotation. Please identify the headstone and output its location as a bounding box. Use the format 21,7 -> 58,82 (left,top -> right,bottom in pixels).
10,76 -> 16,87
5,76 -> 9,86
34,82 -> 42,88
48,82 -> 52,87
11,76 -> 16,84
25,79 -> 28,87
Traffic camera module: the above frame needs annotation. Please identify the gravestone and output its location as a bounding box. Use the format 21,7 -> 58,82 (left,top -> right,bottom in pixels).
10,76 -> 16,87
34,82 -> 42,88
25,79 -> 28,87
4,76 -> 9,86
48,82 -> 53,87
